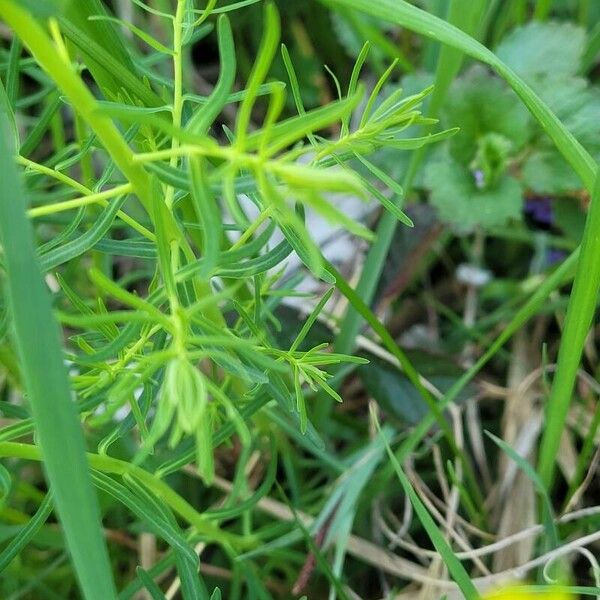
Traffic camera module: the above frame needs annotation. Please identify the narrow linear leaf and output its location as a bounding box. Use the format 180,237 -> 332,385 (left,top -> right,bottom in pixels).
187,15 -> 236,135
538,172 -> 600,488
135,568 -> 167,600
189,157 -> 222,276
0,492 -> 55,573
375,412 -> 478,600
88,16 -> 175,55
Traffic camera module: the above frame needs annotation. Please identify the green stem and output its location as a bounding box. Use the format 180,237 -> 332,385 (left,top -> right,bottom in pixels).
534,0 -> 553,20
0,441 -> 249,550
165,0 -> 186,212
28,183 -> 133,217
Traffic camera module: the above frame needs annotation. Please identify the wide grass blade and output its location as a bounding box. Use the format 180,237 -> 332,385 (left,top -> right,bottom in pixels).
538,172 -> 600,489
0,116 -> 117,599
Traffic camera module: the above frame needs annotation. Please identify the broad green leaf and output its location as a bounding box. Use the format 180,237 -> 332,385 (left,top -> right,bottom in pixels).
426,158 -> 522,231
443,66 -> 530,165
522,151 -> 581,195
496,21 -> 587,79
360,354 -> 476,425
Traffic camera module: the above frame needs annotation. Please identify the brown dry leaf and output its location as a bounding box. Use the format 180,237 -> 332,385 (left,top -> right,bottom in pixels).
492,330 -> 538,572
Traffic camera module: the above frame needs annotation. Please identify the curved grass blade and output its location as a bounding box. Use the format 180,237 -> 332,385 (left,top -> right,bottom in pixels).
326,261 -> 484,508
374,410 -> 478,600
189,157 -> 222,276
20,91 -> 61,156
394,250 -> 579,467
135,568 -> 167,600
87,16 -> 174,55
235,1 -> 280,149
0,115 -> 117,599
91,471 -> 198,568
0,491 -> 54,573
538,172 -> 600,489
487,431 -> 559,550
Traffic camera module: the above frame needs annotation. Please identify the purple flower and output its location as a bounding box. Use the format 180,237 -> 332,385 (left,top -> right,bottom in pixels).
524,197 -> 554,225
546,248 -> 567,265
472,169 -> 485,189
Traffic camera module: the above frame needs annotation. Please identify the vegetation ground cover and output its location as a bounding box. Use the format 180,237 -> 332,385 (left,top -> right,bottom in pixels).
0,0 -> 599,598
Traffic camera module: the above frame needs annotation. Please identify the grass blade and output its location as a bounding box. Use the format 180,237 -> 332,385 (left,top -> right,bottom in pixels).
373,409 -> 479,600
186,15 -> 236,135
0,115 -> 117,599
487,432 -> 559,550
390,251 -> 578,473
135,568 -> 167,600
0,491 -> 54,573
538,172 -> 600,489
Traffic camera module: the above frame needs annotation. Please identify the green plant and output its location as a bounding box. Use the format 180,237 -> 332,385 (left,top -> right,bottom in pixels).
0,0 -> 447,596
1,0 -> 600,598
